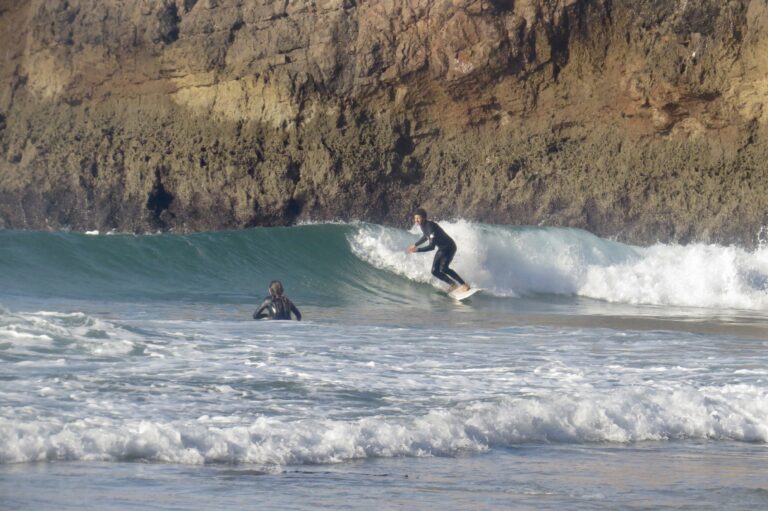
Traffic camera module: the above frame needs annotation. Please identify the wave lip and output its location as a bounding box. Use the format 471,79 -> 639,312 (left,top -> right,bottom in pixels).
3,385 -> 766,465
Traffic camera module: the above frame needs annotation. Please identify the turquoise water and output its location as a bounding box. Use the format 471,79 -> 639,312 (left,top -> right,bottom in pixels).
2,223 -> 768,509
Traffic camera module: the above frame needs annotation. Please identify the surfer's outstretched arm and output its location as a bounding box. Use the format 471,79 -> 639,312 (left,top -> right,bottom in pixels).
408,234 -> 428,253
253,298 -> 272,320
416,239 -> 435,252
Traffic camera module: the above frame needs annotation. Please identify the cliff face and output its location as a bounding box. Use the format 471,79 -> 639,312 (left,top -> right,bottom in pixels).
1,0 -> 767,245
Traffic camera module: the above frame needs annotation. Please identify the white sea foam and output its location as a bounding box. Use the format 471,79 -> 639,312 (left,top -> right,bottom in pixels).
350,222 -> 768,310
581,243 -> 768,309
0,309 -> 139,356
2,384 -> 766,465
350,224 -> 438,286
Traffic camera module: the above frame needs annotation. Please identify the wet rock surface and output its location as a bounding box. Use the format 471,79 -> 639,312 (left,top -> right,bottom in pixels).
1,0 -> 767,246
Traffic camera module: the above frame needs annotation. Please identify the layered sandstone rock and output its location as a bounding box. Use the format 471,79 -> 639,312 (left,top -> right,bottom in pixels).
1,0 -> 767,245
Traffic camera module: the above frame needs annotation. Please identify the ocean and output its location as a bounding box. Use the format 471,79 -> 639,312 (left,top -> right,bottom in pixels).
1,221 -> 768,510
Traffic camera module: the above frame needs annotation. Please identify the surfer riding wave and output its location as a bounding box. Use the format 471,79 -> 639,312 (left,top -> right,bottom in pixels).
407,208 -> 470,294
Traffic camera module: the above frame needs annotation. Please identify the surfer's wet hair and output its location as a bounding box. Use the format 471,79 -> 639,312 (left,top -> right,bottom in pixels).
269,280 -> 284,297
414,208 -> 427,219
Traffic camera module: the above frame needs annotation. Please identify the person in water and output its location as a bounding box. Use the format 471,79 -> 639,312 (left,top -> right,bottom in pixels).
407,208 -> 470,293
253,280 -> 302,320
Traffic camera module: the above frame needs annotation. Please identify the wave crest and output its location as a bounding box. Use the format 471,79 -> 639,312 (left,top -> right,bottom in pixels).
351,222 -> 768,310
3,384 -> 766,465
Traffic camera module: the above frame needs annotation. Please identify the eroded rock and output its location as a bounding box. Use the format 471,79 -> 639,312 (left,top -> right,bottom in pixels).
0,0 -> 767,246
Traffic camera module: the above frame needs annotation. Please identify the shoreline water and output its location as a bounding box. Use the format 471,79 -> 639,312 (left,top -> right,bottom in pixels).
4,442 -> 768,511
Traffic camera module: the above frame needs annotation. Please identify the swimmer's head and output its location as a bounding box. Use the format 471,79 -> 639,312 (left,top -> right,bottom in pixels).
269,280 -> 284,297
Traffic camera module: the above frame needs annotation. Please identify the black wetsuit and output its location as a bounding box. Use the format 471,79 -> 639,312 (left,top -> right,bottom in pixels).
253,295 -> 302,321
414,220 -> 466,286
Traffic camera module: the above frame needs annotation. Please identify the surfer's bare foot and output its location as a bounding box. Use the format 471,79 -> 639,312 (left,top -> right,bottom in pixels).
447,284 -> 459,293
459,284 -> 470,292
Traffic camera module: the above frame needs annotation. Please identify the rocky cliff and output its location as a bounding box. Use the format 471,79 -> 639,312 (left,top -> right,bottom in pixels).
1,0 -> 767,245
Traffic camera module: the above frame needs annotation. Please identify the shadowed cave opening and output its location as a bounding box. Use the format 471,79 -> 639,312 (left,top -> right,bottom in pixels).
146,168 -> 174,227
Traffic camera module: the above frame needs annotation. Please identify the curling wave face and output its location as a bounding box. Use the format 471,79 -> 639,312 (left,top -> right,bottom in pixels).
2,222 -> 767,310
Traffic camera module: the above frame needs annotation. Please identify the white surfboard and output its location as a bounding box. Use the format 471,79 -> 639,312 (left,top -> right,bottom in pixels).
449,287 -> 481,301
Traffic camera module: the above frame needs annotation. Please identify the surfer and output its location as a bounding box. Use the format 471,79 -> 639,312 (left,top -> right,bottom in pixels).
253,280 -> 302,321
407,208 -> 470,293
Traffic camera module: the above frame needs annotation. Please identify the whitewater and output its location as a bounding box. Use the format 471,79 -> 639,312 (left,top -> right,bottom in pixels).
2,222 -> 768,510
